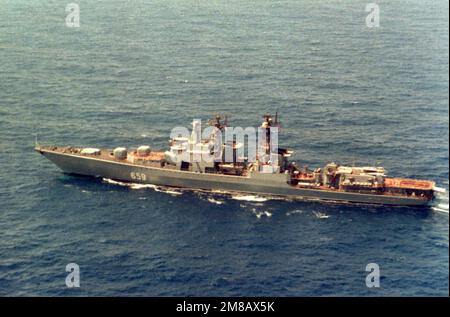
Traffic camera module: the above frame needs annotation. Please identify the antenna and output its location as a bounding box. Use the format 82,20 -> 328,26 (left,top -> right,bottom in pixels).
208,114 -> 226,130
274,111 -> 281,129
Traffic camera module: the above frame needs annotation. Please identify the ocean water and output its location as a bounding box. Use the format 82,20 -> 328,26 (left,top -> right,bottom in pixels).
0,0 -> 448,296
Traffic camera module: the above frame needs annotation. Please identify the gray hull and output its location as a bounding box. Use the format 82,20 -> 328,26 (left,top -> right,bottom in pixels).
38,149 -> 431,207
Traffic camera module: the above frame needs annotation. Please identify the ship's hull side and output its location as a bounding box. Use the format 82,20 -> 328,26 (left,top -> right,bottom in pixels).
38,149 -> 431,207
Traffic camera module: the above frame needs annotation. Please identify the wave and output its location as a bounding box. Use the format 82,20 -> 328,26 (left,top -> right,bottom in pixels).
431,202 -> 449,214
231,195 -> 268,202
313,211 -> 330,219
102,178 -> 183,196
102,178 -> 126,186
432,186 -> 449,214
286,209 -> 304,216
251,208 -> 272,219
435,192 -> 448,202
207,198 -> 224,205
432,206 -> 449,214
434,186 -> 447,194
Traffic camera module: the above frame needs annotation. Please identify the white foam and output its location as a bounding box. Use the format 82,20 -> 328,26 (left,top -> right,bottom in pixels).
287,209 -> 303,216
153,187 -> 182,195
437,203 -> 449,210
130,183 -> 157,190
207,198 -> 224,205
313,211 -> 330,219
436,193 -> 449,201
434,186 -> 447,193
432,189 -> 449,213
103,178 -> 128,186
102,178 -> 182,196
250,208 -> 272,218
432,207 -> 449,214
231,195 -> 268,202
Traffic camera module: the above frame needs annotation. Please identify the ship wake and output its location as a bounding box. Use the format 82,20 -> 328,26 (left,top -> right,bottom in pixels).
231,195 -> 268,202
313,211 -> 330,219
432,187 -> 449,214
102,178 -> 183,196
250,208 -> 272,219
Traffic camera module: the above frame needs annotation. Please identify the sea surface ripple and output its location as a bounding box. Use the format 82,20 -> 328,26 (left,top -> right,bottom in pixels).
0,0 -> 448,296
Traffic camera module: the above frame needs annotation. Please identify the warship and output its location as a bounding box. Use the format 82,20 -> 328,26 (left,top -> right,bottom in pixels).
35,114 -> 440,206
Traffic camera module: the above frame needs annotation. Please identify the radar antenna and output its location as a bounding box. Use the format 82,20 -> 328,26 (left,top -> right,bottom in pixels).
274,111 -> 281,129
208,114 -> 227,130
262,112 -> 281,128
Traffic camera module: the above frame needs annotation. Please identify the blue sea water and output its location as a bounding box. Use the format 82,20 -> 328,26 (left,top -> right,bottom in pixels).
0,0 -> 448,296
